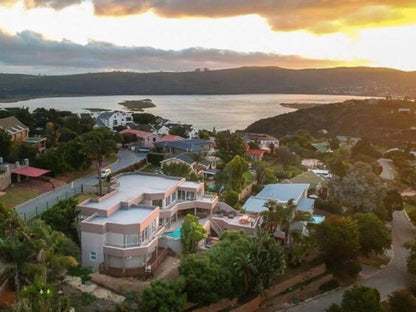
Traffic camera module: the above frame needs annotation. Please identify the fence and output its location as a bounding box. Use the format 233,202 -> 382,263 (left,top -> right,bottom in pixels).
17,184 -> 84,221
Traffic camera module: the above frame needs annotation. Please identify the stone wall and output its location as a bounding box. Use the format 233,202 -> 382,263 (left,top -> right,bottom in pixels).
0,170 -> 11,191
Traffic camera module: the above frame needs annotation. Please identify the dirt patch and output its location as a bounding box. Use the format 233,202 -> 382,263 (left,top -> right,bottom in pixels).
91,256 -> 180,294
358,252 -> 390,269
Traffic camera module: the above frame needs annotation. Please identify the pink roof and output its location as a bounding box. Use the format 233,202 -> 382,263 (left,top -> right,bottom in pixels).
120,129 -> 152,139
248,149 -> 265,156
12,166 -> 50,178
158,134 -> 185,142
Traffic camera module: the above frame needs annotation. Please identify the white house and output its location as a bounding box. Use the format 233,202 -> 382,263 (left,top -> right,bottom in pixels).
93,111 -> 133,130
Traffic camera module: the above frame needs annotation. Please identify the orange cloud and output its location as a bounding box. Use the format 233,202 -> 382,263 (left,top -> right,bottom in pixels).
2,0 -> 416,33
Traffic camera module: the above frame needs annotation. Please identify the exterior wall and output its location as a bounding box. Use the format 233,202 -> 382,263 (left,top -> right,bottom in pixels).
159,237 -> 183,254
82,232 -> 106,270
143,133 -> 159,148
0,169 -> 11,190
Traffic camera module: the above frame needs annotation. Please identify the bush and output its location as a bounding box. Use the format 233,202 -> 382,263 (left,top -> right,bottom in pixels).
224,190 -> 239,208
67,266 -> 93,284
408,210 -> 416,225
315,199 -> 343,214
345,261 -> 362,278
147,152 -> 165,166
319,279 -> 340,292
410,277 -> 416,296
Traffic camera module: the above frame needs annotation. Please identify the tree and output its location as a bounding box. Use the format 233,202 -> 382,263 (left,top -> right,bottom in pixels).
140,279 -> 186,312
223,190 -> 239,208
275,146 -> 296,168
83,128 -> 117,195
261,199 -> 311,248
353,213 -> 391,256
351,138 -> 381,160
41,198 -> 80,243
198,129 -> 211,140
161,162 -> 191,178
341,285 -> 383,312
389,290 -> 416,312
178,253 -> 232,305
181,214 -> 206,253
406,237 -> 416,275
223,155 -> 248,192
384,189 -> 403,220
329,137 -> 340,150
120,133 -> 138,147
0,128 -> 11,158
215,130 -> 246,163
329,158 -> 349,178
326,304 -> 343,312
132,113 -> 157,125
45,122 -> 60,148
254,162 -> 276,185
169,126 -> 187,138
315,216 -> 360,267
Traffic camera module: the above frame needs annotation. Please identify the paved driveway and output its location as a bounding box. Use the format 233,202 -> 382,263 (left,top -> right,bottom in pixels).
378,158 -> 395,180
16,149 -> 145,219
284,210 -> 414,312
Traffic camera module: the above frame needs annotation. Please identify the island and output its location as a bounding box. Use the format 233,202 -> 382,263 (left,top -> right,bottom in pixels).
118,99 -> 156,111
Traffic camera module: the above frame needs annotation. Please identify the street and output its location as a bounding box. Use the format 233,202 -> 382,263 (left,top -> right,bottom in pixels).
15,149 -> 145,219
284,210 -> 414,312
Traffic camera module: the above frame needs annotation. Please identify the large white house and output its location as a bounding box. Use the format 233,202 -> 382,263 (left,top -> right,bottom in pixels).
93,111 -> 133,130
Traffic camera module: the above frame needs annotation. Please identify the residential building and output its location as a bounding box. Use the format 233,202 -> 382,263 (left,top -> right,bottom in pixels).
0,116 -> 29,141
242,183 -> 318,237
0,116 -> 46,154
160,153 -> 196,172
301,158 -> 324,169
290,171 -> 327,198
248,149 -> 265,161
120,129 -> 159,148
93,111 -> 133,130
242,133 -> 280,150
157,134 -> 185,142
154,139 -> 212,154
79,172 -> 219,275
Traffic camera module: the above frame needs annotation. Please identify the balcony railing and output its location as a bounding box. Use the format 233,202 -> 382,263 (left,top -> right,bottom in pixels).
104,226 -> 165,249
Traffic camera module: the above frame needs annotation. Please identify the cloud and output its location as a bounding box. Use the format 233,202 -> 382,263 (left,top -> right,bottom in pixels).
2,0 -> 415,33
0,30 -> 361,74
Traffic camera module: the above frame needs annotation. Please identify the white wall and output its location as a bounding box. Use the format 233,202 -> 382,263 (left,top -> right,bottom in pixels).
81,232 -> 106,271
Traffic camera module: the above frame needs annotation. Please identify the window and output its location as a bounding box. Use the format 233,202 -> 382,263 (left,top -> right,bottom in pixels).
89,251 -> 97,261
172,192 -> 176,201
152,220 -> 157,233
166,196 -> 171,206
153,137 -> 156,142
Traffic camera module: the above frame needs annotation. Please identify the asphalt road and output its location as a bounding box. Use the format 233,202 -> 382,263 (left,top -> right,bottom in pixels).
16,149 -> 145,219
378,158 -> 395,180
284,210 -> 414,312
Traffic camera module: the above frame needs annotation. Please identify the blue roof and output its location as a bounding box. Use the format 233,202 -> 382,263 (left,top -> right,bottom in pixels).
243,197 -> 268,214
256,184 -> 309,203
155,139 -> 211,152
297,197 -> 315,212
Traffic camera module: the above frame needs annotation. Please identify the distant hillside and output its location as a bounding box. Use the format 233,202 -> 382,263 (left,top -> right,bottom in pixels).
245,99 -> 416,148
1,66 -> 416,100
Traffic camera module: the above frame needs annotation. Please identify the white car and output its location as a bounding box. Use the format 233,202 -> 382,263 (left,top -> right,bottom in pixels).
100,168 -> 112,179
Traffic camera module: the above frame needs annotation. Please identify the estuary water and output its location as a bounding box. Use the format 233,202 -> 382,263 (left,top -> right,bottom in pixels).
1,94 -> 373,131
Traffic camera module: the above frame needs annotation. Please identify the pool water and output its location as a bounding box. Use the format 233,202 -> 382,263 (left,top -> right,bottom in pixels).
162,225 -> 182,239
311,215 -> 325,224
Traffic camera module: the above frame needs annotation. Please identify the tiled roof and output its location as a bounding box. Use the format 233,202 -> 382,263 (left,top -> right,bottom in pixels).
158,134 -> 185,142
248,149 -> 265,155
0,116 -> 28,134
120,129 -> 152,138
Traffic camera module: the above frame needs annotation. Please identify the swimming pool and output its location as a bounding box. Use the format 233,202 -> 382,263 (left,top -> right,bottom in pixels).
162,225 -> 182,240
311,215 -> 325,224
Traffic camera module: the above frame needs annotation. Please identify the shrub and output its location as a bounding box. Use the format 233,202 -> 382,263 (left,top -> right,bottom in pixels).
67,266 -> 93,284
224,190 -> 239,208
147,152 -> 165,166
315,199 -> 343,214
345,261 -> 362,278
319,279 -> 340,292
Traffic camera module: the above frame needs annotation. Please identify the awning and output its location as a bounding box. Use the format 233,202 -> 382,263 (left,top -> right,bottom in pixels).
12,166 -> 51,178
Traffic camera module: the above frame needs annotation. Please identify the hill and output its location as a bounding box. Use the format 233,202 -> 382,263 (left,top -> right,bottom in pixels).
244,99 -> 416,148
1,67 -> 416,100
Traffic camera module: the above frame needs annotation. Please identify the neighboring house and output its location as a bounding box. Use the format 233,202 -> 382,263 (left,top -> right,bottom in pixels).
0,116 -> 29,141
0,116 -> 46,154
290,171 -> 327,198
160,153 -> 196,172
311,169 -> 332,179
78,172 -> 219,275
336,136 -> 360,148
311,142 -> 331,153
93,111 -> 133,130
301,158 -> 324,169
120,129 -> 159,148
248,149 -> 265,161
242,183 -> 316,236
242,133 -> 280,150
156,125 -> 170,136
157,134 -> 185,142
154,139 -> 212,154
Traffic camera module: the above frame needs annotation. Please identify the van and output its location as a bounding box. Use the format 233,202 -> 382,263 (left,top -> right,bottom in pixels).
99,168 -> 112,179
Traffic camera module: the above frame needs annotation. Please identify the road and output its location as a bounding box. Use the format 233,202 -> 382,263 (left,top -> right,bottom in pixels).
16,149 -> 145,219
284,210 -> 414,312
378,158 -> 395,180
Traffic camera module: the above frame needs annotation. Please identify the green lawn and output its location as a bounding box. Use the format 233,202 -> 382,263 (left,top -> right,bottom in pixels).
0,188 -> 39,209
243,170 -> 255,182
140,164 -> 156,173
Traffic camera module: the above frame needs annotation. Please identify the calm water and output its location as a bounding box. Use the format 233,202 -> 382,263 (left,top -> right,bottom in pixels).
1,94 -> 372,131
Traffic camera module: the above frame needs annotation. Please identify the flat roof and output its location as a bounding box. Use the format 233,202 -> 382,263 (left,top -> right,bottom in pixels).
82,173 -> 182,210
180,181 -> 200,188
12,166 -> 50,178
87,205 -> 155,225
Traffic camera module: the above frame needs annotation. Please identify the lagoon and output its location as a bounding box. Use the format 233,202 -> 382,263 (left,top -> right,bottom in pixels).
1,94 -> 372,131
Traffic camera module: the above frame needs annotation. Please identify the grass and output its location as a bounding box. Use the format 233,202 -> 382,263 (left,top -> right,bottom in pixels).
0,188 -> 39,209
243,170 -> 255,182
75,192 -> 97,203
119,99 -> 155,111
140,164 -> 156,173
405,203 -> 416,224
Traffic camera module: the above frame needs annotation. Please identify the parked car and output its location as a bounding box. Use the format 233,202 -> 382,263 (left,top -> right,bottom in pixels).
134,146 -> 150,153
99,168 -> 112,179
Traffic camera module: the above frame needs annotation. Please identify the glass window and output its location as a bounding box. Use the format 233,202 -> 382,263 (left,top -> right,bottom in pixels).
166,196 -> 171,206
172,192 -> 176,201
89,252 -> 96,261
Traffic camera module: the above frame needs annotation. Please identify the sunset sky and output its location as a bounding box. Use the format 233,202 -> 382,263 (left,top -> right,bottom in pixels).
1,0 -> 416,74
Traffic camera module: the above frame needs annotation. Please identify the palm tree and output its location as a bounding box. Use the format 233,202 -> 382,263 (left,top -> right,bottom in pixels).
83,128 -> 117,196
261,199 -> 312,248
